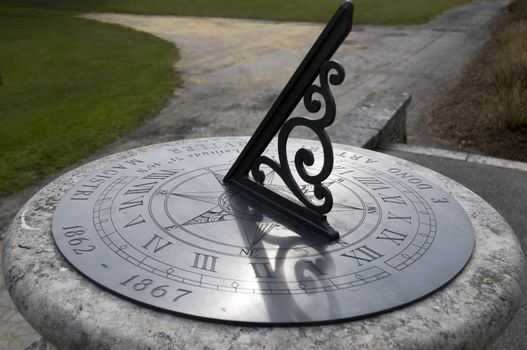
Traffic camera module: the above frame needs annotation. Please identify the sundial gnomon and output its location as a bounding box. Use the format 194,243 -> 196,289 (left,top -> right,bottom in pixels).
52,1 -> 474,325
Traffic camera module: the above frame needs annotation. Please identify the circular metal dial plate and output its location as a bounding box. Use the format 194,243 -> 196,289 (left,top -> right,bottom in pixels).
52,138 -> 474,324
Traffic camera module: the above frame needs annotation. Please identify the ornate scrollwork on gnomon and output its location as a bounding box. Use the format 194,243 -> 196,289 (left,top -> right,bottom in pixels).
223,1 -> 353,240
251,60 -> 344,215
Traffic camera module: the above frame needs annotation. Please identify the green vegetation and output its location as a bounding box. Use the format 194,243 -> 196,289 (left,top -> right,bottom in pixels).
353,0 -> 473,25
0,4 -> 180,196
1,0 -> 474,25
487,0 -> 527,128
430,0 -> 527,161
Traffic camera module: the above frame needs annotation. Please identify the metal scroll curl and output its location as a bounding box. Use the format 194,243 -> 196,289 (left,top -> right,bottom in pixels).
251,60 -> 344,215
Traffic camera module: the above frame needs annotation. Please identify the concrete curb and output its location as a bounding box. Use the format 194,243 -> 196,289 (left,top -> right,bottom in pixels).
331,92 -> 411,149
381,143 -> 527,172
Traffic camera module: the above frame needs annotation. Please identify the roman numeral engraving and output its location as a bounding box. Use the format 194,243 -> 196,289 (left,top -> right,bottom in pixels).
118,171 -> 181,212
354,176 -> 390,191
124,181 -> 157,195
142,170 -> 179,181
124,214 -> 146,228
119,196 -> 144,211
333,164 -> 354,175
377,228 -> 408,246
192,253 -> 218,272
387,212 -> 412,224
142,234 -> 172,253
380,194 -> 406,205
341,245 -> 383,266
250,262 -> 275,278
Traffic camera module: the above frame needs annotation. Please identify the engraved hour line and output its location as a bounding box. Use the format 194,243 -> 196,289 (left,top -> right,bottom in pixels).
142,234 -> 173,253
192,253 -> 218,272
341,245 -> 384,266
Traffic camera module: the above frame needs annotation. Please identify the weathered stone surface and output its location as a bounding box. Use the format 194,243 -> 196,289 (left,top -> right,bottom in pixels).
3,139 -> 525,350
0,252 -> 38,350
330,92 -> 410,148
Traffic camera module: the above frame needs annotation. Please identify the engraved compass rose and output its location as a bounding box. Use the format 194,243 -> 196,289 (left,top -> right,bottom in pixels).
159,167 -> 364,250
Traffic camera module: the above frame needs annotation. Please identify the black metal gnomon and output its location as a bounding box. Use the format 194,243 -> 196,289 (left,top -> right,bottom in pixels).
223,1 -> 354,241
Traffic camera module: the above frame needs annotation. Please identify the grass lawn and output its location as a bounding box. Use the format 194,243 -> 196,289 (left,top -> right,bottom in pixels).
0,4 -> 180,197
1,0 -> 474,25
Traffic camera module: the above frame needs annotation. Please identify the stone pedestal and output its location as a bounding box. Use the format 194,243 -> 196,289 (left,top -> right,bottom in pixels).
3,141 -> 525,350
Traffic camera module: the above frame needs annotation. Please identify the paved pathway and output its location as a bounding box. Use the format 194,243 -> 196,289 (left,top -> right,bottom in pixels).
1,0 -> 516,348
0,257 -> 37,349
83,0 -> 509,152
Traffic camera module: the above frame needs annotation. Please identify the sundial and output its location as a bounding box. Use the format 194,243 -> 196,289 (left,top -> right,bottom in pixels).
51,1 -> 474,325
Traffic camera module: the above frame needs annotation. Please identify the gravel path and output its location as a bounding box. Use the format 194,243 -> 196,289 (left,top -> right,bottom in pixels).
0,0 -> 512,348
